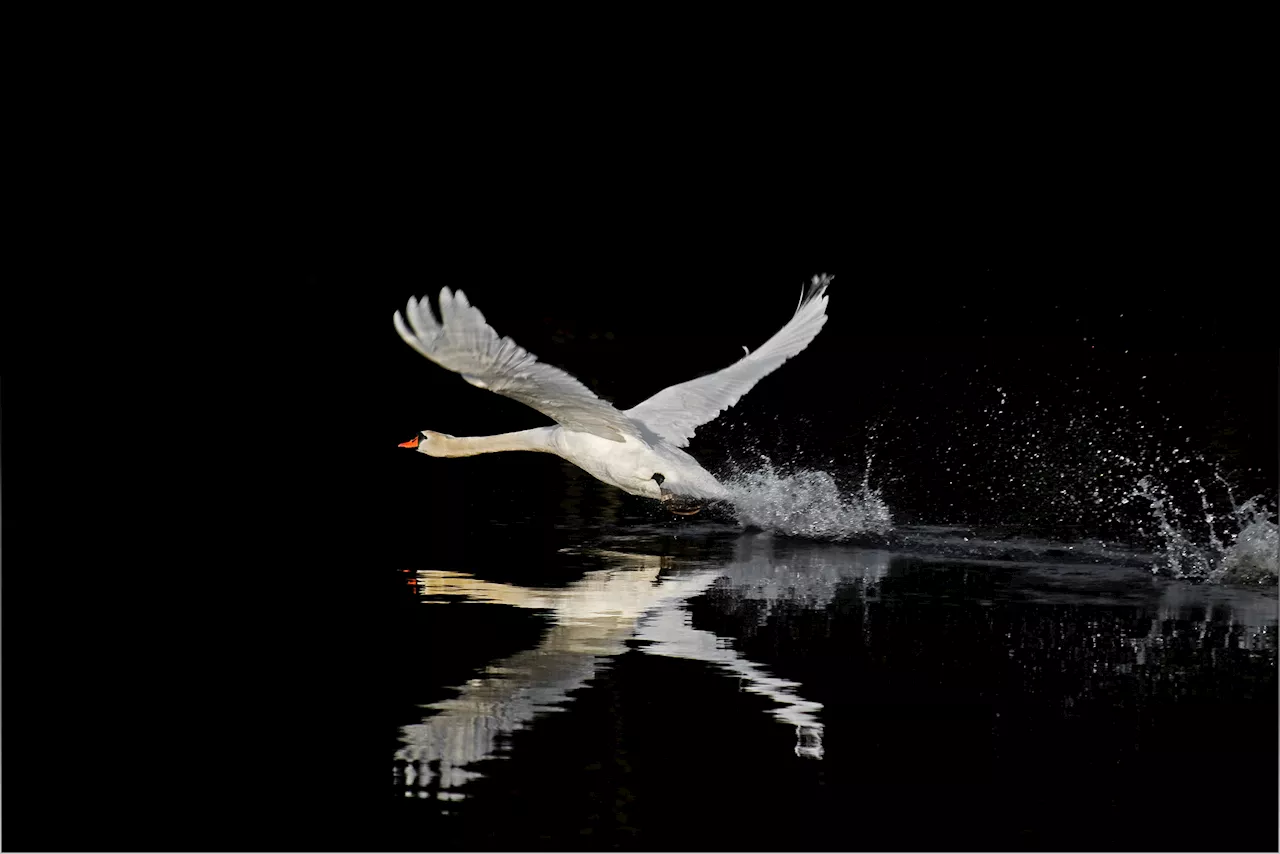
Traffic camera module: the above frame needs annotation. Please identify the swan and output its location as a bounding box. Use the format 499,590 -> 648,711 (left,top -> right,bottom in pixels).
395,273 -> 832,515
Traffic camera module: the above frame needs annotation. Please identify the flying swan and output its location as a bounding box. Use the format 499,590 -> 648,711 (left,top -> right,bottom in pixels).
395,274 -> 832,515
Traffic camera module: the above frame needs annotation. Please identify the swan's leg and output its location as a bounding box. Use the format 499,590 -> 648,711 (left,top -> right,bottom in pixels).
651,473 -> 704,516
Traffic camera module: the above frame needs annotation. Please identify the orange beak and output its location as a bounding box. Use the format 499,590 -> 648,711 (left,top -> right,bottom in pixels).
398,435 -> 420,448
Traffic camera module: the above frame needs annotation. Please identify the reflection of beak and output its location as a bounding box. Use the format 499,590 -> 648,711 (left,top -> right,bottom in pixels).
398,435 -> 420,448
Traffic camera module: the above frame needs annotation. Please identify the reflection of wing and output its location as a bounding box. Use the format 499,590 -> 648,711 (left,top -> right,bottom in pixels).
636,604 -> 825,759
626,275 -> 831,447
395,288 -> 638,442
397,628 -> 608,794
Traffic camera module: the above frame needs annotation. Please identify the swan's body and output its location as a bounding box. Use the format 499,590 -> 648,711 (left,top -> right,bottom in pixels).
395,275 -> 831,512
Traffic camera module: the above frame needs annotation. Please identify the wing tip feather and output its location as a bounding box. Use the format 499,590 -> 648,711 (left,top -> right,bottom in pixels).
797,272 -> 833,313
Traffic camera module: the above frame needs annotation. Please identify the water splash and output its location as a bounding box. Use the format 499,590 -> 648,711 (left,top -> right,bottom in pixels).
719,457 -> 893,541
1132,474 -> 1278,584
881,379 -> 1277,585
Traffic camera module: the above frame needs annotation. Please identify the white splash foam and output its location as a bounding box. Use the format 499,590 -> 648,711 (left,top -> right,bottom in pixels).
719,458 -> 893,541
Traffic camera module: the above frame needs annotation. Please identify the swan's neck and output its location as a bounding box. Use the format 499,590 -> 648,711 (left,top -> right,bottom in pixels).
434,427 -> 556,458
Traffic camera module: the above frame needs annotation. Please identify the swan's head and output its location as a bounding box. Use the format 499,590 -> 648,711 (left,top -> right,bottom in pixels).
397,430 -> 454,457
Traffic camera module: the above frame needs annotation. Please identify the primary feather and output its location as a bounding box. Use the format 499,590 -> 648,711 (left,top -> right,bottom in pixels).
394,288 -> 637,442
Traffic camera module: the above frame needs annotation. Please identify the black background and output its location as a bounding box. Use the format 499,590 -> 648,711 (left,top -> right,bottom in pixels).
3,88 -> 1277,851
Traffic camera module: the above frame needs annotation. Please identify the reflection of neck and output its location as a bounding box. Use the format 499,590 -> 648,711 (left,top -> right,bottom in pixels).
437,428 -> 555,457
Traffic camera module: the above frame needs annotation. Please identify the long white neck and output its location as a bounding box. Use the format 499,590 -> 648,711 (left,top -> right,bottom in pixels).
431,427 -> 556,458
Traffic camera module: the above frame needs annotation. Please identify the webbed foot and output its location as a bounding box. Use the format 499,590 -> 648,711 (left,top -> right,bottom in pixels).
652,473 -> 705,516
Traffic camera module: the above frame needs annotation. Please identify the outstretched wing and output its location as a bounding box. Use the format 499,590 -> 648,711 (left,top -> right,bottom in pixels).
626,274 -> 832,447
394,288 -> 637,442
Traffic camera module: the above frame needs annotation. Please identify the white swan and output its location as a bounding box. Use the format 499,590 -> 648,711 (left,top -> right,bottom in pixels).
394,274 -> 832,514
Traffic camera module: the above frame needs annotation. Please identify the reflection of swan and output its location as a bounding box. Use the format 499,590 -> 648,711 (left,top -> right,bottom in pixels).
393,275 -> 831,514
395,550 -> 828,800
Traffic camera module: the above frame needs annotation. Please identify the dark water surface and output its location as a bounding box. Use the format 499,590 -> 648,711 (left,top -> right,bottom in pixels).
388,470 -> 1278,852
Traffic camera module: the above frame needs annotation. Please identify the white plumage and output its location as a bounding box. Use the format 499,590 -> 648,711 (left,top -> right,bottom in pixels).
395,274 -> 832,512
625,277 -> 830,448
